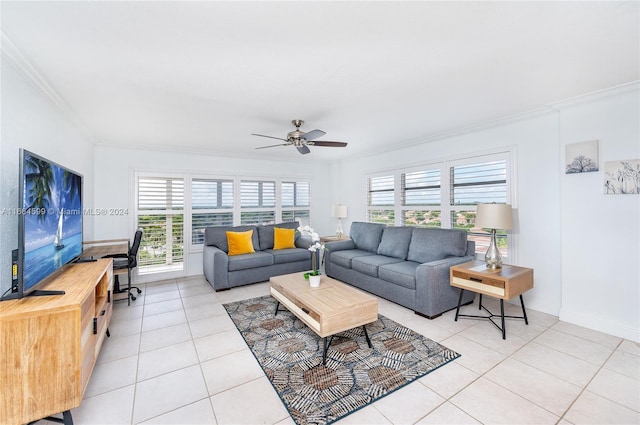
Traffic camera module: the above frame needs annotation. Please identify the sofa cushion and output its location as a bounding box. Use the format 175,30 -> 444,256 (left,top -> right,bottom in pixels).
273,227 -> 296,250
257,221 -> 299,251
352,255 -> 404,278
349,222 -> 386,253
205,225 -> 259,253
378,261 -> 420,289
227,251 -> 273,271
227,230 -> 256,256
377,226 -> 413,260
330,249 -> 372,269
265,248 -> 310,265
407,228 -> 468,264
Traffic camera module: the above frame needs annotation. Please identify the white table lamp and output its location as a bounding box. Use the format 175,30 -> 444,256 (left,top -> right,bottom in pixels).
332,204 -> 348,238
475,203 -> 512,269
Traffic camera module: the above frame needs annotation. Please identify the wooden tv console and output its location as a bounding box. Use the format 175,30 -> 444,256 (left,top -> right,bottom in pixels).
0,259 -> 114,424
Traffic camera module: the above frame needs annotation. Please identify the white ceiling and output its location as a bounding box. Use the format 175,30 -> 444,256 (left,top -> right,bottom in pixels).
2,1 -> 638,162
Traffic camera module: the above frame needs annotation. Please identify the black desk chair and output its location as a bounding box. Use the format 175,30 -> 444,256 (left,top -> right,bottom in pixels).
103,229 -> 143,305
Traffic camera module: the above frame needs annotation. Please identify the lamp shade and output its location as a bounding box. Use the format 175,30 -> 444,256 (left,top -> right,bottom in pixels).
475,203 -> 512,230
332,204 -> 348,218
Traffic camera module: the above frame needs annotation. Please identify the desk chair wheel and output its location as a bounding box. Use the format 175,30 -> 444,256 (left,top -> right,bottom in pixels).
136,288 -> 142,294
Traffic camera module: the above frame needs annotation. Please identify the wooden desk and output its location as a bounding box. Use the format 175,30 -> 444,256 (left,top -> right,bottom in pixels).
82,239 -> 129,258
82,239 -> 132,304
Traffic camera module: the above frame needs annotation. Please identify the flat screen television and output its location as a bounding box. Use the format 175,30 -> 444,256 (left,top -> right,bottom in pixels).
11,149 -> 83,299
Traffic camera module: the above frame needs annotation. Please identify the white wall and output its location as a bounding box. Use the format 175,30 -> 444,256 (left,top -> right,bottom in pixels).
0,61 -> 95,295
558,87 -> 640,341
92,146 -> 335,282
333,85 -> 639,341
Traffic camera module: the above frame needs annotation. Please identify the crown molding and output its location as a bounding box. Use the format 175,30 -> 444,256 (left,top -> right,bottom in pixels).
347,81 -> 640,162
1,31 -> 96,143
546,81 -> 639,110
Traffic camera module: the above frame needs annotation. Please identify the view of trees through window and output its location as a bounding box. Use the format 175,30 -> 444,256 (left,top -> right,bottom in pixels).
136,174 -> 310,275
136,176 -> 185,274
367,153 -> 511,258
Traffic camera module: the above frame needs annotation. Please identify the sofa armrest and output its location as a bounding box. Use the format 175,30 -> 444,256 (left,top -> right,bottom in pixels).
295,235 -> 314,249
414,256 -> 475,317
324,239 -> 356,252
203,245 -> 230,290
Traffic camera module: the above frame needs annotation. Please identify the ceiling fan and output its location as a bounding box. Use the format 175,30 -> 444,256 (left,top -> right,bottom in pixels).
253,119 -> 348,155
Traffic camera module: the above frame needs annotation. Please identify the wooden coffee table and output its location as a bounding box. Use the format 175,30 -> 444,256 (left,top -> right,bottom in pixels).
270,272 -> 378,364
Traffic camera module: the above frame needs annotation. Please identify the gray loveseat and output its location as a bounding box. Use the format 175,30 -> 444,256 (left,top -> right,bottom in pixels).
203,221 -> 312,291
324,222 -> 476,318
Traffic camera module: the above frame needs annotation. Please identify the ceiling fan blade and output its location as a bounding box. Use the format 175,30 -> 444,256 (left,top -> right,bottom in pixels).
251,133 -> 288,142
296,145 -> 311,155
302,129 -> 326,141
309,141 -> 348,147
255,143 -> 289,149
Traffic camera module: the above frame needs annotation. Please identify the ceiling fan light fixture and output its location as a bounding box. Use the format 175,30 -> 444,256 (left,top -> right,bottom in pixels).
253,119 -> 348,154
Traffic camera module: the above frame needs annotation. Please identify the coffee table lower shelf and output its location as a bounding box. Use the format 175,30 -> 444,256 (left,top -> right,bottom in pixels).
269,273 -> 378,365
273,298 -> 372,364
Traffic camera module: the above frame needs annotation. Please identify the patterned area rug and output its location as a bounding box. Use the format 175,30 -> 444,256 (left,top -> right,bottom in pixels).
223,295 -> 460,425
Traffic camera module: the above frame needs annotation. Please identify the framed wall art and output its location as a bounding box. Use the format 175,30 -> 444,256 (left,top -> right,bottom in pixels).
565,140 -> 599,174
604,159 -> 640,194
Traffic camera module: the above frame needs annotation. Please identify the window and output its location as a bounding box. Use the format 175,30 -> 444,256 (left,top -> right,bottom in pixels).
240,180 -> 276,225
367,175 -> 395,225
191,178 -> 234,245
450,159 -> 508,259
135,173 -> 313,277
366,151 -> 512,260
281,181 -> 310,223
401,168 -> 441,228
136,176 -> 184,274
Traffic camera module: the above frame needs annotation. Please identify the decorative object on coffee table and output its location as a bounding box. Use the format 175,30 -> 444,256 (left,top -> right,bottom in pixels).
298,225 -> 324,280
224,295 -> 461,425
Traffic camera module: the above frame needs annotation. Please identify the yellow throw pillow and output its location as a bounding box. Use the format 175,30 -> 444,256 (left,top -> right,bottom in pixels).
273,227 -> 296,250
226,230 -> 255,256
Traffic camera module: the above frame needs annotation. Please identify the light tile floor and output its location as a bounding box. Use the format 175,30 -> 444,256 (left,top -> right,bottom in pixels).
62,275 -> 639,424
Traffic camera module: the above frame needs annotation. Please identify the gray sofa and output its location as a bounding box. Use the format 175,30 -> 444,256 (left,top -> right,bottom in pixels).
324,222 -> 476,318
203,221 -> 312,291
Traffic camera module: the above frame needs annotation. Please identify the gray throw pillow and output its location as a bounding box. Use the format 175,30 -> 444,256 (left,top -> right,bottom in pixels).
407,227 -> 468,264
377,226 -> 413,260
349,222 -> 386,253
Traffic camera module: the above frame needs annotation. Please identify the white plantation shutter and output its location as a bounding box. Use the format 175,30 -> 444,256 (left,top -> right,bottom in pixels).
281,181 -> 310,223
366,151 -> 512,259
137,176 -> 184,273
240,180 -> 276,225
401,168 -> 441,227
135,173 -> 313,278
191,178 -> 234,245
450,159 -> 509,259
367,175 -> 395,225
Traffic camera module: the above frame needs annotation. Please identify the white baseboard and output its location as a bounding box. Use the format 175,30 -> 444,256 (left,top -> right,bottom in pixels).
559,308 -> 640,343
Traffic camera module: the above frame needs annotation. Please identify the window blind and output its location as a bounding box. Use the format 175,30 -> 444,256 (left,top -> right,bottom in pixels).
137,176 -> 184,273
